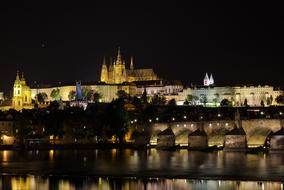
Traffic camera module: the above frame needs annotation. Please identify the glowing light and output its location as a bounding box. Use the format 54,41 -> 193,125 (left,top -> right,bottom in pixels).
280,112 -> 282,115
225,123 -> 229,126
149,119 -> 152,123
217,113 -> 221,117
183,115 -> 187,119
172,117 -> 175,121
49,150 -> 54,160
209,123 -> 212,127
156,117 -> 159,121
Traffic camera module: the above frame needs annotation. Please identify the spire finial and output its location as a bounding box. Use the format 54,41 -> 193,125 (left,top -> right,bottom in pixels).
103,56 -> 106,65
16,70 -> 20,80
130,56 -> 134,70
21,72 -> 25,80
116,47 -> 122,64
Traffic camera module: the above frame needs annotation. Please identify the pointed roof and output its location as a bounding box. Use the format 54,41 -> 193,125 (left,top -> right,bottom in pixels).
226,125 -> 246,136
188,128 -> 207,136
158,127 -> 175,136
272,127 -> 284,136
204,72 -> 209,80
209,73 -> 214,84
15,71 -> 20,80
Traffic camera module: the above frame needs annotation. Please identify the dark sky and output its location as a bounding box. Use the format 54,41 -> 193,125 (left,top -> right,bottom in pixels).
0,1 -> 283,94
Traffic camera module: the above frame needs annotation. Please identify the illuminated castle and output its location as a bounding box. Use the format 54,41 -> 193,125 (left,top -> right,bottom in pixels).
100,48 -> 158,84
12,71 -> 32,110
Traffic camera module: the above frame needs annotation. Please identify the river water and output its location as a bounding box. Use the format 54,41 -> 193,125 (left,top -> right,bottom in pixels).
0,149 -> 283,189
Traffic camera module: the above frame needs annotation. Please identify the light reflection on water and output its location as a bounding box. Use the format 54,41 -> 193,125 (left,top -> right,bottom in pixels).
1,149 -> 284,188
0,176 -> 283,190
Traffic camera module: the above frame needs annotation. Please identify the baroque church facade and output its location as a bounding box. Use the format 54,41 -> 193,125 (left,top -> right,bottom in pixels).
100,48 -> 158,84
12,71 -> 32,110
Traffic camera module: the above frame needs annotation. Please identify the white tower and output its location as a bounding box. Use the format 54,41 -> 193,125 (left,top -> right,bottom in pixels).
209,73 -> 214,85
203,73 -> 210,86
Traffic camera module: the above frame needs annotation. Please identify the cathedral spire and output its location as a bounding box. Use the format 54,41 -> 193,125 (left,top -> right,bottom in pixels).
116,47 -> 122,65
130,56 -> 134,70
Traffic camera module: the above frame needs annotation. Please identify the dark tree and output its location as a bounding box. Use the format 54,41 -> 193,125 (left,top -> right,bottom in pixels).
151,94 -> 166,105
168,98 -> 177,106
68,90 -> 76,101
261,100 -> 265,107
220,99 -> 232,107
244,98 -> 248,107
93,92 -> 102,103
36,92 -> 48,103
116,90 -> 128,100
276,95 -> 284,104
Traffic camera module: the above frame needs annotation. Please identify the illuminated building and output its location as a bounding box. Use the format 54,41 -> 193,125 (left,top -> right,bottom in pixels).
100,48 -> 158,84
12,71 -> 32,110
178,74 -> 283,106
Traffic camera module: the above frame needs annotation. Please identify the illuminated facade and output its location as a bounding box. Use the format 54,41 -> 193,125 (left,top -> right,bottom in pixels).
12,72 -> 32,110
100,48 -> 158,84
177,74 -> 283,106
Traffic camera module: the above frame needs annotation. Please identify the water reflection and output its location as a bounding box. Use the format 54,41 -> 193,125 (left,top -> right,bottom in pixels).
1,149 -> 284,181
0,176 -> 283,190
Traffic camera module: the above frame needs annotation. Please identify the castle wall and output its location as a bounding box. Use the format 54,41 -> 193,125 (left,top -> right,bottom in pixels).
179,85 -> 283,107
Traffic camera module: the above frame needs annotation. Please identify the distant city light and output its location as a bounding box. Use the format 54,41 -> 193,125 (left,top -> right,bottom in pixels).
183,115 -> 187,119
260,111 -> 264,115
172,117 -> 175,121
156,117 -> 159,121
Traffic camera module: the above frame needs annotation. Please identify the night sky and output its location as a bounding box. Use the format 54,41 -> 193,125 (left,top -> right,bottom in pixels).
0,1 -> 283,95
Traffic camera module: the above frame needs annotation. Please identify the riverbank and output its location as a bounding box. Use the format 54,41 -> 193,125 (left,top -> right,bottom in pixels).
0,143 -> 273,153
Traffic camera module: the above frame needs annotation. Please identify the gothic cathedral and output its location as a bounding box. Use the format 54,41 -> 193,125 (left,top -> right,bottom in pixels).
100,48 -> 158,84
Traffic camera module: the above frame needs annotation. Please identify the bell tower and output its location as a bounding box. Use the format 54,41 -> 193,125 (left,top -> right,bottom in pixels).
12,71 -> 23,109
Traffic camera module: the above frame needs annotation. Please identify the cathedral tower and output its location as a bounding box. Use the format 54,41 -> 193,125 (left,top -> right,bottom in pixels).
113,47 -> 127,83
100,57 -> 108,83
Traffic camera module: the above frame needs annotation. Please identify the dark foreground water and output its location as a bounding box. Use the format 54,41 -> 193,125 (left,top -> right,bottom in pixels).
0,149 -> 284,189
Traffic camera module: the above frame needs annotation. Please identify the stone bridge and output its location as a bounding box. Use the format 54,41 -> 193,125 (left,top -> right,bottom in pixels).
149,119 -> 283,146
